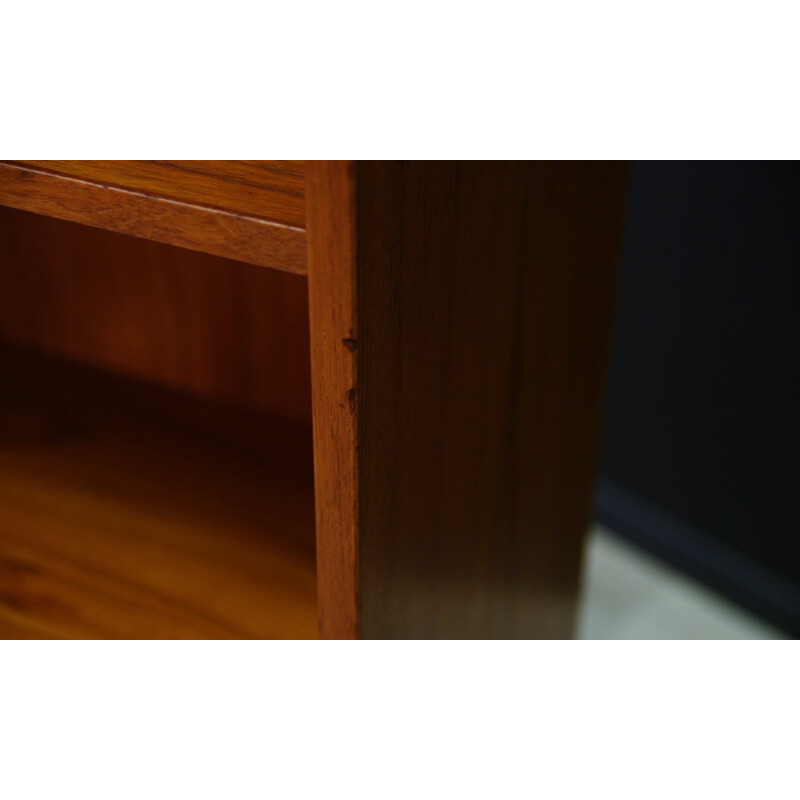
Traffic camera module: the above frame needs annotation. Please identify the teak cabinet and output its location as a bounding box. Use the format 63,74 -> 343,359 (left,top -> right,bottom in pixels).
0,161 -> 626,639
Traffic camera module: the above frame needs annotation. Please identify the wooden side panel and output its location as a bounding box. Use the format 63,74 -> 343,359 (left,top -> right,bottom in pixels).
0,207 -> 312,425
306,162 -> 359,639
15,161 -> 306,228
307,161 -> 627,639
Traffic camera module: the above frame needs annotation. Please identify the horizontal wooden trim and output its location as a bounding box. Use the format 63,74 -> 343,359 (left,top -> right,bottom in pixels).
15,160 -> 306,228
0,162 -> 308,275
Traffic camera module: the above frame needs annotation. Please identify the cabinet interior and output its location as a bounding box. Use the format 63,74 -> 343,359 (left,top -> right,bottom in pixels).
0,207 -> 317,639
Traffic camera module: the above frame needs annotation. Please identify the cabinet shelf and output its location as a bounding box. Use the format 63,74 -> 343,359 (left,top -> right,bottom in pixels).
0,161 -> 307,272
0,345 -> 317,639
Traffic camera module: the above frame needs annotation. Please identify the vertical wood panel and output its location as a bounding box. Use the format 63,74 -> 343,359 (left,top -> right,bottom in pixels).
307,161 -> 627,638
306,162 -> 359,639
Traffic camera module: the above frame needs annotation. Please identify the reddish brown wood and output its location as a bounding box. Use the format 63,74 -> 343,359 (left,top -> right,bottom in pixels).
0,159 -> 627,639
306,162 -> 359,639
15,160 -> 306,228
306,161 -> 627,639
0,344 -> 317,639
0,162 -> 307,272
0,207 -> 312,424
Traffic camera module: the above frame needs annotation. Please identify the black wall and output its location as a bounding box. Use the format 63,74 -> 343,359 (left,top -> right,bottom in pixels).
597,161 -> 800,635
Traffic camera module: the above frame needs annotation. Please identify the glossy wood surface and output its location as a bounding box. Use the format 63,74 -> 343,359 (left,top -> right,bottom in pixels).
0,162 -> 307,272
306,162 -> 359,639
0,159 -> 627,639
16,161 -> 306,228
0,345 -> 317,639
307,161 -> 627,638
0,207 -> 312,424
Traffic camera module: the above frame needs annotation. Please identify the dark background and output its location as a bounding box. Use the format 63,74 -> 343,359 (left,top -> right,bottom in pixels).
597,161 -> 800,635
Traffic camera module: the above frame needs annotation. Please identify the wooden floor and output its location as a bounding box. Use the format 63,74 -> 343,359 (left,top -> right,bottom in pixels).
0,345 -> 318,639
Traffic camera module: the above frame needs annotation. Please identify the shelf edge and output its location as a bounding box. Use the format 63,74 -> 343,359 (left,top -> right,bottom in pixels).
0,162 -> 308,275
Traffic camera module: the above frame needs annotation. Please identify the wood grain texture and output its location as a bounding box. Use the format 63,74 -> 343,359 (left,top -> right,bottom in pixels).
0,162 -> 306,272
0,345 -> 317,639
306,162 -> 359,639
0,207 -> 312,425
306,161 -> 627,639
15,161 -> 306,228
